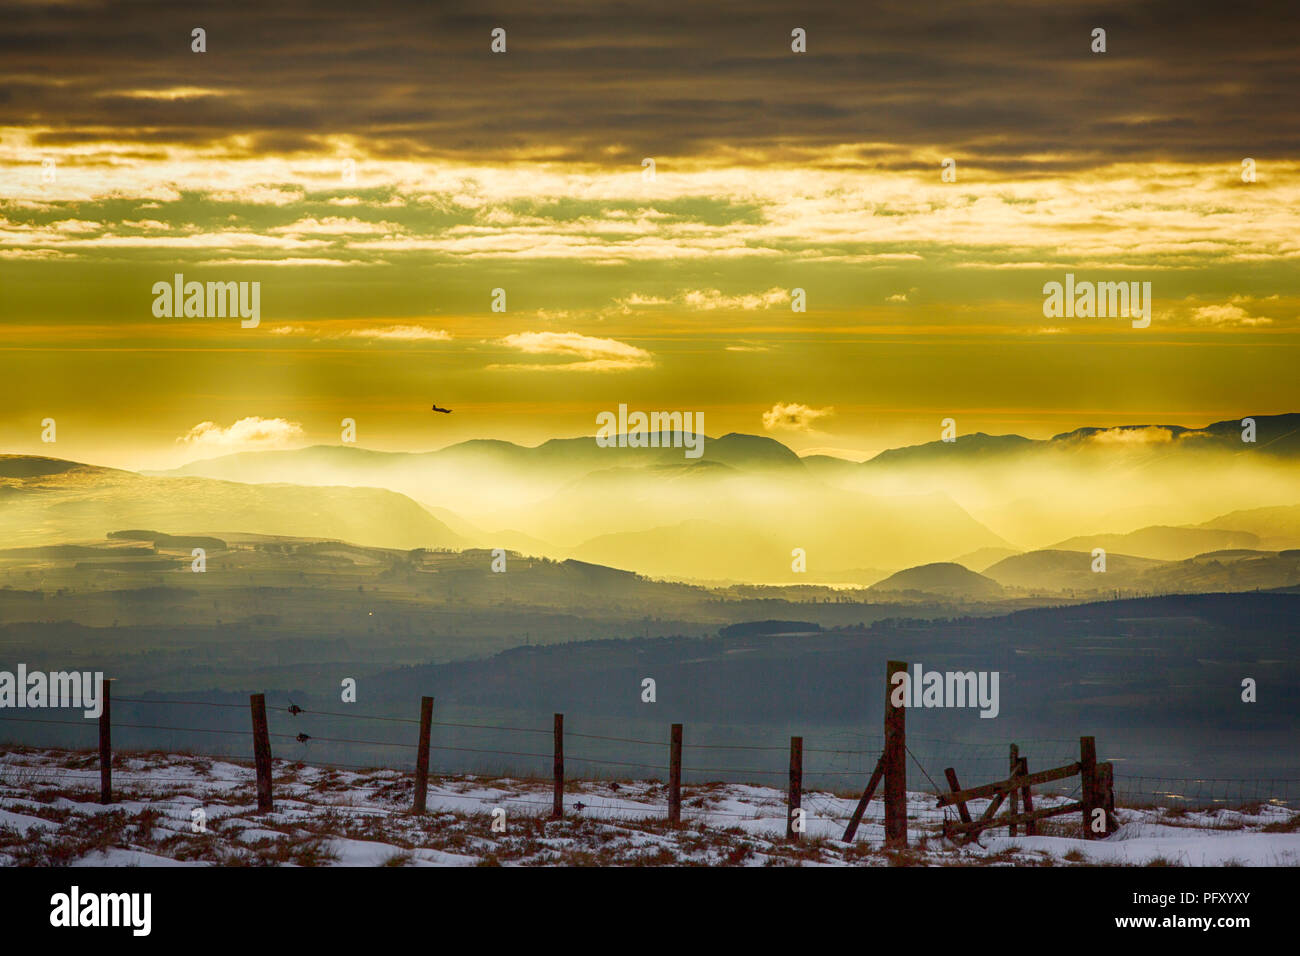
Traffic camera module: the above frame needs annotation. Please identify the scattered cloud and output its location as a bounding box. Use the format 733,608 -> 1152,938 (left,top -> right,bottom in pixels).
177,416 -> 305,452
0,248 -> 71,259
612,287 -> 791,315
100,87 -> 224,101
268,217 -> 401,236
264,324 -> 450,341
683,288 -> 789,310
198,257 -> 366,267
206,185 -> 305,206
491,331 -> 653,372
345,325 -> 452,342
49,219 -> 101,234
762,402 -> 835,433
1190,303 -> 1273,327
612,293 -> 673,313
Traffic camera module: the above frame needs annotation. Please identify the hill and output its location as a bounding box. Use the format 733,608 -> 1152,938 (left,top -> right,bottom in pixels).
0,455 -> 462,551
868,562 -> 1004,599
984,549 -> 1165,592
1049,526 -> 1261,562
1198,504 -> 1300,548
1136,549 -> 1300,593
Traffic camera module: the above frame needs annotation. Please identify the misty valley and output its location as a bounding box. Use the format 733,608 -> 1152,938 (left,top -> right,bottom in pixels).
1,488 -> 1296,803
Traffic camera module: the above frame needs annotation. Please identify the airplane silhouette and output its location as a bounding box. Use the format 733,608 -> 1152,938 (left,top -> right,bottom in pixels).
431,404 -> 452,414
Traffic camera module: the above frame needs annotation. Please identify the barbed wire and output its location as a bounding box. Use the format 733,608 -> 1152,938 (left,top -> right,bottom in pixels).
904,744 -> 945,796
273,732 -> 415,748
114,696 -> 246,710
3,699 -> 1296,808
286,707 -> 419,724
566,730 -> 661,745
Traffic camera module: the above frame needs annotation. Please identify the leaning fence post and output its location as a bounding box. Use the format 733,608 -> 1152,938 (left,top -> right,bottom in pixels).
250,693 -> 273,813
884,660 -> 907,847
668,723 -> 682,825
552,713 -> 564,820
1008,743 -> 1020,835
943,767 -> 973,840
98,677 -> 112,804
1080,735 -> 1098,840
412,695 -> 433,812
842,755 -> 884,842
787,736 -> 803,841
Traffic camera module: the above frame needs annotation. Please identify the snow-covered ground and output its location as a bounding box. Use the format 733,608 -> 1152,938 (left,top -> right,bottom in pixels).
1,748 -> 1296,866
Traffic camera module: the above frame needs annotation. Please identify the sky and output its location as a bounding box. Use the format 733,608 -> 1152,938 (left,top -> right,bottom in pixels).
2,0 -> 1298,469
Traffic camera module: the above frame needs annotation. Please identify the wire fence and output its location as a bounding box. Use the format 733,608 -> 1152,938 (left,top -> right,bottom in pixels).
1,694 -> 1296,811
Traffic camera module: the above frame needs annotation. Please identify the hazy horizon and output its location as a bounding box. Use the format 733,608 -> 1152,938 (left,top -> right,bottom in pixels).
7,409 -> 1297,474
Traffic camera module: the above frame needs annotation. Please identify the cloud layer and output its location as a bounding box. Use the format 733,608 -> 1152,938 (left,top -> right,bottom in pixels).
4,0 -> 1297,167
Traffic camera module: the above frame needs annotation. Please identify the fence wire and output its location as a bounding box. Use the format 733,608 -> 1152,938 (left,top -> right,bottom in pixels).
1,697 -> 1295,810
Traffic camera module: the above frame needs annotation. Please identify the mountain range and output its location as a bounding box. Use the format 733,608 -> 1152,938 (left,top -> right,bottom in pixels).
4,412 -> 1297,590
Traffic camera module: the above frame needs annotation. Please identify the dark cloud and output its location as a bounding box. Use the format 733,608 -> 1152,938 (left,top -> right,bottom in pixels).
1,0 -> 1297,166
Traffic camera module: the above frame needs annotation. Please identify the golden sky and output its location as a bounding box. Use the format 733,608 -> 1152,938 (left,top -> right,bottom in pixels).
2,0 -> 1298,469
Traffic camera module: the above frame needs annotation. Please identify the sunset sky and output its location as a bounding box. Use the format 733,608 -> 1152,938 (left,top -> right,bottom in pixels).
2,0 -> 1298,470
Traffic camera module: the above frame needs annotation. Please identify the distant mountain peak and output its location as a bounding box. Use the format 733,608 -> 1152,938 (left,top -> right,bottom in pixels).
864,432 -> 1037,466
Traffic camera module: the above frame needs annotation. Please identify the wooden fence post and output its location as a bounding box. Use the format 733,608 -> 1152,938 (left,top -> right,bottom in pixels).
787,736 -> 803,841
1008,743 -> 1019,835
668,723 -> 682,825
98,678 -> 112,805
943,767 -> 973,839
1099,762 -> 1118,834
842,755 -> 884,842
1080,735 -> 1098,840
250,693 -> 273,813
552,713 -> 564,820
1020,756 -> 1037,835
412,695 -> 433,813
884,660 -> 907,847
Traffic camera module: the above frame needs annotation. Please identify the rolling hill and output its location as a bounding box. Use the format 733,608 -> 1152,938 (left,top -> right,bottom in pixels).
867,562 -> 1003,599
1197,504 -> 1300,548
983,549 -> 1166,592
0,455 -> 462,551
1049,526 -> 1262,562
